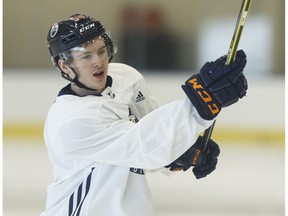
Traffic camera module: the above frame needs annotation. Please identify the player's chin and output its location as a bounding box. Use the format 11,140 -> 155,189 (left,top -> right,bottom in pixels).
90,78 -> 107,90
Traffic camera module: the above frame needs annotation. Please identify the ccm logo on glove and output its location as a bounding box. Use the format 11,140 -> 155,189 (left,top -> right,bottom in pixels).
188,78 -> 220,116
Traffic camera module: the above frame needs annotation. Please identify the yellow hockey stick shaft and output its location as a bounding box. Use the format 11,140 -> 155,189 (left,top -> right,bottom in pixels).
201,0 -> 252,151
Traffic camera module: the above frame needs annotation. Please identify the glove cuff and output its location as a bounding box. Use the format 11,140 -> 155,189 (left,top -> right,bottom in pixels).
182,75 -> 221,120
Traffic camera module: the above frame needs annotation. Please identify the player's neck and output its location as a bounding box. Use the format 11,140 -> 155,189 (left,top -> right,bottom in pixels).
71,83 -> 103,96
70,76 -> 112,96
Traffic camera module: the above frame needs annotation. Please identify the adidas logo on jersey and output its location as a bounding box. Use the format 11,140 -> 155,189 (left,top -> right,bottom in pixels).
135,91 -> 145,103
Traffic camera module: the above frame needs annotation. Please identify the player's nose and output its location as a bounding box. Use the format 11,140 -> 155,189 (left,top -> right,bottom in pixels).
91,54 -> 102,67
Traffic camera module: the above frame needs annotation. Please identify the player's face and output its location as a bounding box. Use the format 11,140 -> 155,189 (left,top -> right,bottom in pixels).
70,37 -> 109,91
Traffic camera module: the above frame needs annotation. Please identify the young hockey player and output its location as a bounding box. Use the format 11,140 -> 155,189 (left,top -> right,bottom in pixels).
41,14 -> 247,216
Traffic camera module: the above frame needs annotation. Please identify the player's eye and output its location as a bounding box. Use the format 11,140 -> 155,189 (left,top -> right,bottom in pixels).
81,53 -> 92,60
98,47 -> 107,56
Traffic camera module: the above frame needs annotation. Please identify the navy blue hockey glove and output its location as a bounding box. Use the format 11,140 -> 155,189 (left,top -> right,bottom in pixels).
165,142 -> 205,172
182,50 -> 248,120
165,136 -> 220,179
192,137 -> 220,179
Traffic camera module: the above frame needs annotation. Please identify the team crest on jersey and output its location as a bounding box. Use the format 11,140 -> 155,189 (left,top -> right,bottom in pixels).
108,91 -> 115,99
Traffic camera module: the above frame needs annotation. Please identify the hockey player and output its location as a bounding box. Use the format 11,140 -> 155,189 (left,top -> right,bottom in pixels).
41,14 -> 248,216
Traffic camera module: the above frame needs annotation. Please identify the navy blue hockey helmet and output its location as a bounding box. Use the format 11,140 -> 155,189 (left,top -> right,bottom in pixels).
47,14 -> 117,69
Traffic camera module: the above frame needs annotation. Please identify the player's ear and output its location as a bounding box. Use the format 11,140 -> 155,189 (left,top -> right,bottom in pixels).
58,59 -> 74,79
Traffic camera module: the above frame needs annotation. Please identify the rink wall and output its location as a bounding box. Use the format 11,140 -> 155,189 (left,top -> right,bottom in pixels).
3,69 -> 285,145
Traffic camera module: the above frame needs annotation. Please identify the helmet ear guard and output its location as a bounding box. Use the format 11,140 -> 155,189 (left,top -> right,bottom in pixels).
50,55 -> 74,81
104,31 -> 118,60
54,56 -> 93,91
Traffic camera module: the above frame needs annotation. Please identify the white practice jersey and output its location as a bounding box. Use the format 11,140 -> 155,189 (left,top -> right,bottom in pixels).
41,63 -> 213,216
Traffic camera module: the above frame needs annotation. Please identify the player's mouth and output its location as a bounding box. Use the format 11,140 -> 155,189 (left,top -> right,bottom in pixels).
93,71 -> 105,79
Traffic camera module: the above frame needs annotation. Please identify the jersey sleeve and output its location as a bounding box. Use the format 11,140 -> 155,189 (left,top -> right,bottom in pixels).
47,97 -> 213,170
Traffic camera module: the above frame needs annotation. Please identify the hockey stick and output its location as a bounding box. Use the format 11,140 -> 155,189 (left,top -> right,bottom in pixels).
201,0 -> 252,151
